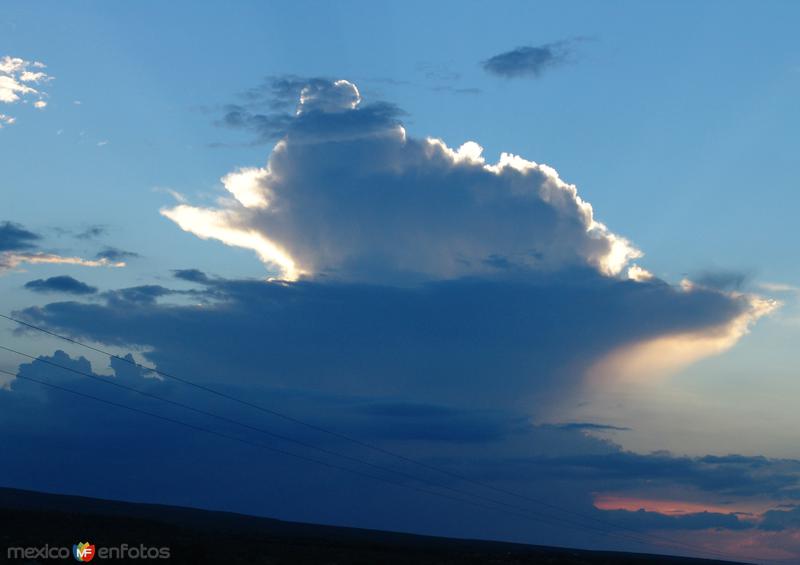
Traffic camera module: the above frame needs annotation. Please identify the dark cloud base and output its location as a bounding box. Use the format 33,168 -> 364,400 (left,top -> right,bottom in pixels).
14,269 -> 748,408
3,349 -> 800,555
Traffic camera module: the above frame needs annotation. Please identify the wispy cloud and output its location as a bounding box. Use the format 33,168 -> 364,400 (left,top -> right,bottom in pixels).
760,282 -> 800,294
95,246 -> 140,262
0,220 -> 126,275
549,422 -> 631,432
1,252 -> 125,272
75,225 -> 108,240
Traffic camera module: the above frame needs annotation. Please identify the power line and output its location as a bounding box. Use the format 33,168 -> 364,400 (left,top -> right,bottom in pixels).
0,313 -> 753,562
1,366 -> 693,555
0,368 -> 518,511
0,313 -> 749,562
0,345 -> 681,554
0,341 -> 661,548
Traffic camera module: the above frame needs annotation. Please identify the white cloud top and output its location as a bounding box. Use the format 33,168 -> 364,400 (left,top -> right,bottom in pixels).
163,79 -> 641,283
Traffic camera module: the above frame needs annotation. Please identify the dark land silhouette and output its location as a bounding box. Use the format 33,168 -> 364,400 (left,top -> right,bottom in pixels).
0,487 -> 751,564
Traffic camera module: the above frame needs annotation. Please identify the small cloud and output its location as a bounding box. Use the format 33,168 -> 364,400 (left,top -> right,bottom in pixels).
482,40 -> 578,79
0,221 -> 41,251
0,55 -> 52,125
549,422 -> 631,432
693,270 -> 750,291
104,284 -> 174,305
97,140 -> 109,147
24,275 -> 98,295
173,268 -> 210,284
95,246 -> 140,262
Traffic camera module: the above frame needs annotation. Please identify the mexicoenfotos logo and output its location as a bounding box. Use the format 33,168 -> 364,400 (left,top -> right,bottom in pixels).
73,542 -> 95,562
7,541 -> 170,560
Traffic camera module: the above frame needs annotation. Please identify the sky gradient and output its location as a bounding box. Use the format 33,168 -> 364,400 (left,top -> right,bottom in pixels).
2,1 -> 800,562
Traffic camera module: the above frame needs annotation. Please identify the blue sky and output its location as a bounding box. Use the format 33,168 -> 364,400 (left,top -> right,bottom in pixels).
2,1 -> 800,561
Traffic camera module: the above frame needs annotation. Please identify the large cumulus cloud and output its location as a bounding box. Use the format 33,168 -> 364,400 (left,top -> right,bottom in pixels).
165,79 -> 641,283
158,79 -> 773,387
2,78 -> 786,560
